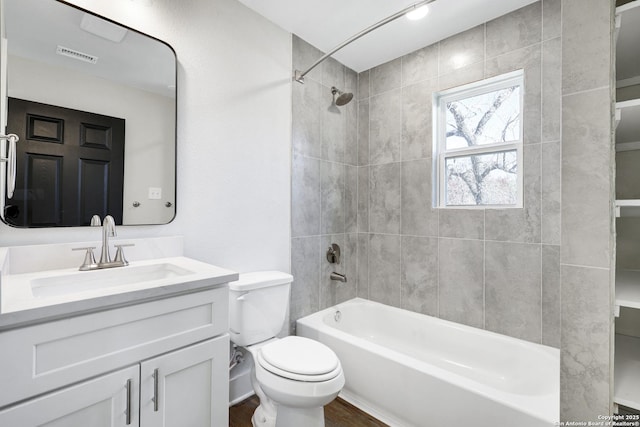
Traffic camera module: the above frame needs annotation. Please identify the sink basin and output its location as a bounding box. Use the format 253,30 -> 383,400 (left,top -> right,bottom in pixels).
0,242 -> 238,319
30,263 -> 194,298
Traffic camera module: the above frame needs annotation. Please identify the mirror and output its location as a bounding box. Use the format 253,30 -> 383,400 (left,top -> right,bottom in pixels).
0,0 -> 176,227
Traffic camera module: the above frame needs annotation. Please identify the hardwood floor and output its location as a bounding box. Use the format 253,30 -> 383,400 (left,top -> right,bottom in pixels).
229,396 -> 389,427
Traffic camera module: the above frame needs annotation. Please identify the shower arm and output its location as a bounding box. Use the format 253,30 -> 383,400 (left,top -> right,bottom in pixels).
293,0 -> 435,84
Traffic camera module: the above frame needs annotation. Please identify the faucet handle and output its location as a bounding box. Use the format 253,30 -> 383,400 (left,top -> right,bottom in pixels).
113,243 -> 134,265
72,247 -> 97,271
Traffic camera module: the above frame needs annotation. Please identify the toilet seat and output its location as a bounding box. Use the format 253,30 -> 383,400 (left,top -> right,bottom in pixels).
257,336 -> 341,382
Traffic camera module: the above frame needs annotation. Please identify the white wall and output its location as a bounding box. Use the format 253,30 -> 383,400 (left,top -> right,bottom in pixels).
8,55 -> 176,225
0,0 -> 292,274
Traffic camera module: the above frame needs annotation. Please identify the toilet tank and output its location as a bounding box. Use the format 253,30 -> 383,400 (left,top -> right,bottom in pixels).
228,271 -> 293,346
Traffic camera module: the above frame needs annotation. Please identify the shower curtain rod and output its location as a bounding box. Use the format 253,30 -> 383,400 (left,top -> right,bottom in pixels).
293,0 -> 435,83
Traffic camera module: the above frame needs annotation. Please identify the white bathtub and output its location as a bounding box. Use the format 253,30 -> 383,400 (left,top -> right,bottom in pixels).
296,298 -> 559,427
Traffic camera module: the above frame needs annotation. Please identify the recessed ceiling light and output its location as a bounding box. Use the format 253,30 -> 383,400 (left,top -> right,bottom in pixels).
406,5 -> 429,21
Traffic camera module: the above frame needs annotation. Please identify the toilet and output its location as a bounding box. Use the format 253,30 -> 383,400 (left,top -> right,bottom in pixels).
229,271 -> 344,427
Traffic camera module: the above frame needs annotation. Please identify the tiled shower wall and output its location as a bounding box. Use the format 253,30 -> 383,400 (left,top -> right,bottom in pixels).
560,0 -> 614,420
353,1 -> 562,348
291,2 -> 563,342
291,0 -> 614,421
290,36 -> 359,329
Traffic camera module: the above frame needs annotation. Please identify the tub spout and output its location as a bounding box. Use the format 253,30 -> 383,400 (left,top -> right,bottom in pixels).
330,272 -> 347,282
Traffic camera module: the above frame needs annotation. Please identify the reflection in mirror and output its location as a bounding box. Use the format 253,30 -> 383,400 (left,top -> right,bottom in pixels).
0,0 -> 176,226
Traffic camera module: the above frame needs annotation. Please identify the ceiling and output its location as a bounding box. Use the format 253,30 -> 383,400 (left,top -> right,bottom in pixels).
238,0 -> 539,72
4,0 -> 176,97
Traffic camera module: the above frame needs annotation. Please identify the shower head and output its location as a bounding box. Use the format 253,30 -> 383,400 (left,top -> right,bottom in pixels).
331,86 -> 354,106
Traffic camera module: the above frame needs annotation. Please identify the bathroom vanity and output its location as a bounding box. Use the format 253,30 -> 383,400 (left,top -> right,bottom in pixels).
0,236 -> 237,427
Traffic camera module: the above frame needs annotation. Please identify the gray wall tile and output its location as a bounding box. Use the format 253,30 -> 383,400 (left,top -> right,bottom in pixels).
346,233 -> 358,298
291,236 -> 320,328
542,37 -> 562,143
369,234 -> 401,306
485,143 -> 541,243
357,166 -> 369,232
357,100 -> 370,166
486,2 -> 542,58
345,94 -> 358,166
358,70 -> 370,100
401,236 -> 438,316
345,165 -> 358,233
438,238 -> 484,328
369,89 -> 402,164
561,89 -> 612,268
345,68 -> 357,93
560,265 -> 611,421
322,90 -> 345,162
292,78 -> 322,158
320,160 -> 345,234
357,233 -> 369,298
542,141 -> 561,245
543,0 -> 561,40
402,79 -> 436,161
485,241 -> 542,343
562,0 -> 612,95
370,58 -> 401,96
401,159 -> 438,237
542,245 -> 560,348
438,62 -> 485,91
292,154 -> 321,237
439,25 -> 485,75
370,163 -> 401,234
439,209 -> 484,239
323,56 -> 344,89
402,44 -> 438,86
292,35 -> 322,83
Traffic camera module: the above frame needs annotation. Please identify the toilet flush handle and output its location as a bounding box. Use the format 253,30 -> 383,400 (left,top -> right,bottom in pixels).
236,292 -> 249,301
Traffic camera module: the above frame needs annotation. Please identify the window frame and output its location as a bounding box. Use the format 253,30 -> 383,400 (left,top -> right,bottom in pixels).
432,69 -> 525,209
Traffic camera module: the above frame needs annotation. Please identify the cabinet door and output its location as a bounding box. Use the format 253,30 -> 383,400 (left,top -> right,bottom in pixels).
140,335 -> 229,427
0,365 -> 140,427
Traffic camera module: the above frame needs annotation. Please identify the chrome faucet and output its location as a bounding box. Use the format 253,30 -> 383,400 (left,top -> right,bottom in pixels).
100,215 -> 116,264
73,214 -> 133,271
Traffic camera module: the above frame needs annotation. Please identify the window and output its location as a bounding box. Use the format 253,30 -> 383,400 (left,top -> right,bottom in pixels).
433,70 -> 524,208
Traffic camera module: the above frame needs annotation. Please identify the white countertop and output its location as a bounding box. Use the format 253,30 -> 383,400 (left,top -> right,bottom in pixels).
0,237 -> 238,331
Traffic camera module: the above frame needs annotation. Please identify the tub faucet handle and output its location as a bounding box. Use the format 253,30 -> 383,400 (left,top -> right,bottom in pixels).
326,243 -> 341,264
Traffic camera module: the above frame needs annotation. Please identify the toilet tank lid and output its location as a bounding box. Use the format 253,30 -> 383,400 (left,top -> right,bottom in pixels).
228,271 -> 293,291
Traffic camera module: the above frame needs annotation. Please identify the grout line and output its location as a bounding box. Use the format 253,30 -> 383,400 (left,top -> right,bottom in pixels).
562,85 -> 611,98
558,0 -> 563,352
559,263 -> 611,271
436,205 -> 440,318
483,208 -> 486,330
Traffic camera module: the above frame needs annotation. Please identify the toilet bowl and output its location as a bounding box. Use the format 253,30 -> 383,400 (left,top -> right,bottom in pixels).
229,272 -> 344,427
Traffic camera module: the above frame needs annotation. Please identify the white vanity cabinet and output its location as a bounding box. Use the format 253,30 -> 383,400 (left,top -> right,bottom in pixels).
0,365 -> 141,427
140,337 -> 227,427
0,286 -> 231,427
0,336 -> 228,427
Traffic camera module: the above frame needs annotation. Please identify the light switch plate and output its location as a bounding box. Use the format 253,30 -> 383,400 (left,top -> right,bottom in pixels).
148,187 -> 162,199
